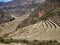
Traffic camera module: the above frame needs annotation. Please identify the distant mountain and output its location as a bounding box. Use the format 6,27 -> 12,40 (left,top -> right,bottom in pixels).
0,0 -> 45,24
0,2 -> 6,6
0,0 -> 45,17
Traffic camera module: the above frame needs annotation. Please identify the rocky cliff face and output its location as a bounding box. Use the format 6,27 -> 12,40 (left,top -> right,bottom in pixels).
0,9 -> 15,24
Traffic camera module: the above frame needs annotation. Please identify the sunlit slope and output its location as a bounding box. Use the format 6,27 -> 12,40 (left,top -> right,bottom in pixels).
8,8 -> 60,42
0,15 -> 29,37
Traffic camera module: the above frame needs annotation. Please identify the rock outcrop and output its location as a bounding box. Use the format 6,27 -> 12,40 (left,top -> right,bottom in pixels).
0,9 -> 15,24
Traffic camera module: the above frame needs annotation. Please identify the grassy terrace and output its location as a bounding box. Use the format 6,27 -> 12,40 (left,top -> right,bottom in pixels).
39,8 -> 60,29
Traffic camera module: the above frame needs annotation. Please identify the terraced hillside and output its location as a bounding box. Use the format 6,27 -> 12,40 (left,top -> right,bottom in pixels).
0,0 -> 60,45
5,0 -> 60,37
2,0 -> 60,41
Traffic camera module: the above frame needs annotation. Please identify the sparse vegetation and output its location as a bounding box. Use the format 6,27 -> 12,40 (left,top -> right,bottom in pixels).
0,37 -> 60,45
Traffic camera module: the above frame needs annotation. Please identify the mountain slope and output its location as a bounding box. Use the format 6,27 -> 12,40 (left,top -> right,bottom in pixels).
0,0 -> 60,45
1,0 -> 59,41
7,8 -> 60,41
12,0 -> 60,30
0,14 -> 29,37
0,0 -> 45,16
